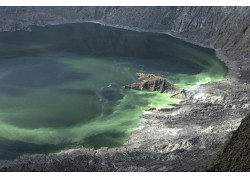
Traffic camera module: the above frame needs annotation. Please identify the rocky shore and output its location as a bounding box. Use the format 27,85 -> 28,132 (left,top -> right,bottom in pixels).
0,7 -> 249,171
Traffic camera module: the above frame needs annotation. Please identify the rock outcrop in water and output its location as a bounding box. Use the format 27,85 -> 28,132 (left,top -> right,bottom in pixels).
124,73 -> 176,93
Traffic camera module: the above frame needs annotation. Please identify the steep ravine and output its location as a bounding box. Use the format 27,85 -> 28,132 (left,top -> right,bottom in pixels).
0,7 -> 249,171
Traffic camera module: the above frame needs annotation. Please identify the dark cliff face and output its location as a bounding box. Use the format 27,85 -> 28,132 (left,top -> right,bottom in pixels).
205,113 -> 250,171
0,7 -> 249,53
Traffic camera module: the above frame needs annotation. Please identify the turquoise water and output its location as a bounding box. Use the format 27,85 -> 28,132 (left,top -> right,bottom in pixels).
0,23 -> 227,159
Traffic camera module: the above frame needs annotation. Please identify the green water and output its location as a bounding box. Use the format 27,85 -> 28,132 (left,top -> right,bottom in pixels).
0,23 -> 227,159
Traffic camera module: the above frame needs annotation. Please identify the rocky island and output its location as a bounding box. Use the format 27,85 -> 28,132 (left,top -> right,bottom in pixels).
124,73 -> 177,93
123,73 -> 188,101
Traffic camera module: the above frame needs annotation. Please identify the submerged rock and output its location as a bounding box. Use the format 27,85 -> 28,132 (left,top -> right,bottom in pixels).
124,73 -> 176,93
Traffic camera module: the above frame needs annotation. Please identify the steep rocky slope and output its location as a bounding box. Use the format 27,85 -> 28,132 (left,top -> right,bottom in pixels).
0,6 -> 249,171
202,113 -> 250,171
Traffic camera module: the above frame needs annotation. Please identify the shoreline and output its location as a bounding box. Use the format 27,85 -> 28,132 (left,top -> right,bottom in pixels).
0,21 -> 249,171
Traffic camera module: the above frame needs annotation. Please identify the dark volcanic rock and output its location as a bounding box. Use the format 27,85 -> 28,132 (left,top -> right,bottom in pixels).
204,113 -> 250,172
124,73 -> 176,93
